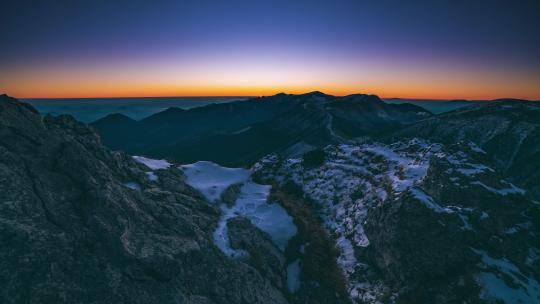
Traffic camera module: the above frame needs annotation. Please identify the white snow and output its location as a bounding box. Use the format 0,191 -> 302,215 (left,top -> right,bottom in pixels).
364,141 -> 438,193
480,212 -> 489,220
253,140 -> 446,302
457,213 -> 473,231
123,182 -> 140,190
181,161 -> 297,257
253,138 -> 540,304
256,139 -> 533,304
409,187 -> 453,213
468,142 -> 486,154
145,171 -> 158,181
474,249 -> 540,304
476,272 -> 540,304
471,181 -> 525,196
526,248 -> 540,266
446,152 -> 494,177
336,236 -> 357,274
212,208 -> 249,259
133,155 -> 171,170
456,164 -> 492,176
213,181 -> 297,254
231,126 -> 251,134
180,161 -> 250,203
287,259 -> 301,293
215,183 -> 296,255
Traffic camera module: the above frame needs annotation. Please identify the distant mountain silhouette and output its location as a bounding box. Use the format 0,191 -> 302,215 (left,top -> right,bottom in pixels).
92,92 -> 432,166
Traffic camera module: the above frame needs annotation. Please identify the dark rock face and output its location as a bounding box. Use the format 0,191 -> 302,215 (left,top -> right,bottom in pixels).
364,143 -> 540,303
365,190 -> 475,284
0,95 -> 289,304
254,138 -> 540,303
227,217 -> 287,290
220,183 -> 243,206
92,92 -> 431,166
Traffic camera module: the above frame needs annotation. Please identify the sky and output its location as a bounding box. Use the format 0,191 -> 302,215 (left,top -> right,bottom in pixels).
1,0 -> 539,99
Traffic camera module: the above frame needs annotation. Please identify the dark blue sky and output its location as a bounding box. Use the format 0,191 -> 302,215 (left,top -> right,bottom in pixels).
1,0 -> 539,98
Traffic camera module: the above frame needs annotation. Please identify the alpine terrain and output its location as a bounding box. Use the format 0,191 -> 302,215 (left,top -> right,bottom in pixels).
1,93 -> 539,304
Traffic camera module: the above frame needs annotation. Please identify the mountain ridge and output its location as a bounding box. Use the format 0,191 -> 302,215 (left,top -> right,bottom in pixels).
0,94 -> 301,304
2,93 -> 539,303
91,92 -> 432,166
382,99 -> 540,200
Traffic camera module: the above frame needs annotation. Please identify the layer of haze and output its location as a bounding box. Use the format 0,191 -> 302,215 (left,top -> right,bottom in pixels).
1,0 -> 539,99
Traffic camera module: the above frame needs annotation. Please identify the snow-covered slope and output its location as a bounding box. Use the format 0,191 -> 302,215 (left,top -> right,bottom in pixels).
254,139 -> 540,304
132,155 -> 172,182
133,155 -> 171,170
132,145 -> 539,303
180,161 -> 297,257
180,161 -> 250,202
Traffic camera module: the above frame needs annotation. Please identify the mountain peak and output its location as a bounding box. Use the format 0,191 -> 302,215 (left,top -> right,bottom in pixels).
302,91 -> 331,97
343,94 -> 382,103
94,112 -> 136,124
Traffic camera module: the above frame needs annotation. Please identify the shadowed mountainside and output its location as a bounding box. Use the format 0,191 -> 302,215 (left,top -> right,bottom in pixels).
383,99 -> 540,200
91,92 -> 432,166
0,94 -> 316,304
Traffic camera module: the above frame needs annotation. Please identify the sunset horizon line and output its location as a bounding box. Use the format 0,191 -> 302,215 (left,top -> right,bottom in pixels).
11,91 -> 540,102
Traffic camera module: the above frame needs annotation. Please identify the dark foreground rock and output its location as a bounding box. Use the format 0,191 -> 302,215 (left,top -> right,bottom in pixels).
0,94 -> 290,304
364,143 -> 540,303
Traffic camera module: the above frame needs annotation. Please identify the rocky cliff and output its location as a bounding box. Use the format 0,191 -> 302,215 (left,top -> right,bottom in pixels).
254,139 -> 540,303
0,94 -> 294,304
3,93 -> 538,304
384,100 -> 540,200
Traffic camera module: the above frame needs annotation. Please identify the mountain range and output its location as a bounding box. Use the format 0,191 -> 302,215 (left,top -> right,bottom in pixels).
92,92 -> 431,166
1,92 -> 539,304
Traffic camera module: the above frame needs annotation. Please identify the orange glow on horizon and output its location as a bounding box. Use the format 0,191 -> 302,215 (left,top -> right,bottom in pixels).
4,84 -> 540,101
3,1 -> 540,102
2,57 -> 539,100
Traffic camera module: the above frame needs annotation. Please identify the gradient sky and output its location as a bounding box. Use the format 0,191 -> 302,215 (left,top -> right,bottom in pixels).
1,0 -> 539,99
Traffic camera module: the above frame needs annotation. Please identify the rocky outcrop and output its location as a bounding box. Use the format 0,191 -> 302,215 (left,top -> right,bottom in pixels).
384,100 -> 540,200
228,217 -> 287,289
255,139 -> 540,303
220,183 -> 243,206
0,94 -> 289,304
364,143 -> 540,303
364,190 -> 476,283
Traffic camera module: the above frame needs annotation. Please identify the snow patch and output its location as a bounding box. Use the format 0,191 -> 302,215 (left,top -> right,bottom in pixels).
336,236 -> 357,274
409,187 -> 453,213
231,126 -> 251,134
287,259 -> 301,293
471,181 -> 525,196
180,161 -> 250,203
474,249 -> 540,304
468,142 -> 486,154
254,140 -> 444,302
145,171 -> 158,181
123,182 -> 140,190
133,155 -> 171,170
182,161 -> 296,257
